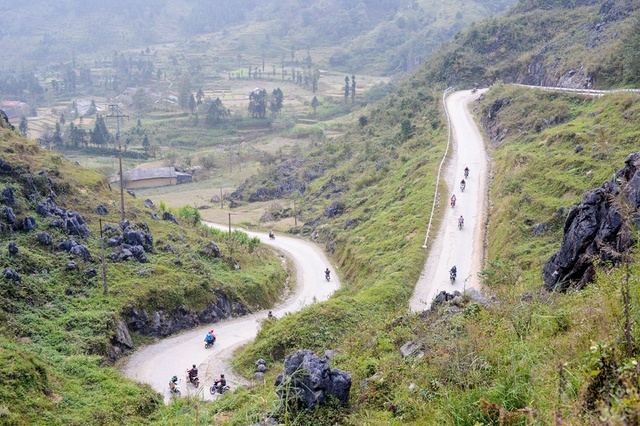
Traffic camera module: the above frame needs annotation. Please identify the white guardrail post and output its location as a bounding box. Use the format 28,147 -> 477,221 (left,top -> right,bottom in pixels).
422,86 -> 454,249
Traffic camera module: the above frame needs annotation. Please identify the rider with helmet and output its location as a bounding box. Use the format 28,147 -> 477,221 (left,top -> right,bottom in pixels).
450,194 -> 456,207
450,265 -> 457,278
205,329 -> 216,345
187,364 -> 199,384
458,215 -> 464,228
325,268 -> 331,281
464,166 -> 470,179
169,375 -> 178,392
214,374 -> 227,393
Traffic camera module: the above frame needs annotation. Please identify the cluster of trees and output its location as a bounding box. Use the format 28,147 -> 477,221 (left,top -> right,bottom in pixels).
249,87 -> 284,118
0,73 -> 44,98
344,75 -> 357,102
37,115 -> 152,157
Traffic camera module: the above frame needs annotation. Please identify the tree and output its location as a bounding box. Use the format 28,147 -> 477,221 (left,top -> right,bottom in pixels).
205,98 -> 229,126
400,118 -> 413,141
142,134 -> 150,154
52,122 -> 63,147
344,76 -> 350,102
177,75 -> 193,110
351,75 -> 356,102
132,88 -> 152,113
312,68 -> 320,93
311,96 -> 320,115
270,88 -> 284,115
67,123 -> 87,149
196,88 -> 205,106
86,100 -> 97,117
19,117 -> 28,137
189,93 -> 196,114
90,116 -> 110,147
249,88 -> 267,118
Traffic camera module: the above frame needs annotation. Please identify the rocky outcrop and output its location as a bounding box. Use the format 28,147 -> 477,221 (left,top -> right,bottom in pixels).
543,152 -> 640,291
275,349 -> 351,411
124,294 -> 247,337
36,198 -> 90,238
231,158 -> 319,202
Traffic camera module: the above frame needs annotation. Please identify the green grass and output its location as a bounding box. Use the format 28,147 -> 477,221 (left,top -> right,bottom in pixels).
0,132 -> 287,425
195,83 -> 640,426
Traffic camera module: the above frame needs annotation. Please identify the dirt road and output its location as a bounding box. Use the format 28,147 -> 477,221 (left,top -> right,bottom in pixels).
409,89 -> 488,311
121,227 -> 339,402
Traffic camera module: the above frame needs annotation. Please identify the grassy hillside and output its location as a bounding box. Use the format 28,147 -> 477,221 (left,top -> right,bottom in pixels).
3,0 -> 640,424
0,128 -> 287,425
177,2 -> 640,424
420,0 -> 640,88
196,90 -> 640,425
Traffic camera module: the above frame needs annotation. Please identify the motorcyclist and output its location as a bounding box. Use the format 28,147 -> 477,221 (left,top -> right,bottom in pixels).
325,268 -> 331,281
205,329 -> 215,345
187,364 -> 199,384
214,374 -> 227,393
169,375 -> 178,392
450,266 -> 457,279
458,215 -> 464,228
450,194 -> 456,207
267,311 -> 274,319
268,230 -> 275,239
460,179 -> 466,191
464,166 -> 470,178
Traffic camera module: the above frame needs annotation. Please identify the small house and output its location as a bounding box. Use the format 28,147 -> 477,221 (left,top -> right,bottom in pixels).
115,167 -> 192,189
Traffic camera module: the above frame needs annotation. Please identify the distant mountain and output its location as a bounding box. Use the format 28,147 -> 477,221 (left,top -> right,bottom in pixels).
0,0 -> 517,74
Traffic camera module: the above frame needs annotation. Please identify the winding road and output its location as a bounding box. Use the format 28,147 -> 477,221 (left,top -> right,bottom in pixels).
410,89 -> 488,311
122,89 -> 488,399
122,227 -> 339,402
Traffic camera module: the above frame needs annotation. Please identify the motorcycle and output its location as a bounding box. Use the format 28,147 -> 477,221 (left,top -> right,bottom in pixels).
458,217 -> 464,230
186,372 -> 200,388
169,381 -> 181,397
205,336 -> 216,349
210,383 -> 231,395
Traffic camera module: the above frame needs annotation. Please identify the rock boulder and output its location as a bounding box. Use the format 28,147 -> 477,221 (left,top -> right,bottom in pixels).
543,152 -> 640,291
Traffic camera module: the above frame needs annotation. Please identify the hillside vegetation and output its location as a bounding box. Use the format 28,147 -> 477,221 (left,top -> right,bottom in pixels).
200,90 -> 640,425
2,0 -> 640,425
420,0 -> 640,88
171,1 -> 640,424
0,128 -> 286,425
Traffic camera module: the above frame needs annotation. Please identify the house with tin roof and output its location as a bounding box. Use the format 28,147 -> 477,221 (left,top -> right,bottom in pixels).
113,167 -> 193,189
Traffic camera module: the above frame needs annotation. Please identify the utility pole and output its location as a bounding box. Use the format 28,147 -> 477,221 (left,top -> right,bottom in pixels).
99,219 -> 108,294
228,212 -> 232,235
293,198 -> 297,227
107,104 -> 128,221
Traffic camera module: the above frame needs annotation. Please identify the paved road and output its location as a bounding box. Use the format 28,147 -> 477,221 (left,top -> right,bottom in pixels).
410,89 -> 488,311
121,226 -> 339,402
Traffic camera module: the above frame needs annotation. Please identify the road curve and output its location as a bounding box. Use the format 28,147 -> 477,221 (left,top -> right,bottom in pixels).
121,226 -> 340,402
410,89 -> 488,311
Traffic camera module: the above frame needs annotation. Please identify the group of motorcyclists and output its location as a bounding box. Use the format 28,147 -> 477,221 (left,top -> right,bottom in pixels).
449,166 -> 470,284
168,231 -> 334,398
167,329 -> 229,398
